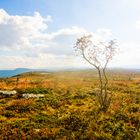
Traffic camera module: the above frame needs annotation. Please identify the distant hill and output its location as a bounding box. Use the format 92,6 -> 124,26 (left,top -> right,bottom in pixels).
0,68 -> 31,78
0,67 -> 139,78
0,67 -> 86,78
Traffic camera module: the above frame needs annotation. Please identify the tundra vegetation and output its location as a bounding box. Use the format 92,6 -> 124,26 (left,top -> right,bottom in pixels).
0,70 -> 140,139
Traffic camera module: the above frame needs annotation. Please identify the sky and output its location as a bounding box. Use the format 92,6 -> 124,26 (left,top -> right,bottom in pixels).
0,0 -> 140,69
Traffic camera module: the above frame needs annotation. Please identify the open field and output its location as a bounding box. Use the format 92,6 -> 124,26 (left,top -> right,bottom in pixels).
0,69 -> 140,139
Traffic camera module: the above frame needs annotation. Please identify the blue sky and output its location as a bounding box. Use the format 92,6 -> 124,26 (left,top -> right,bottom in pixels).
0,0 -> 140,69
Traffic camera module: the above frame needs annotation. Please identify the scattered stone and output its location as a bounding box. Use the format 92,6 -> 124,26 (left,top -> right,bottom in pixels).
0,90 -> 45,99
22,93 -> 45,99
0,90 -> 17,98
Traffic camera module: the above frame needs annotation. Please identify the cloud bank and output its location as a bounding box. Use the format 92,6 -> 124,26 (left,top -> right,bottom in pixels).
0,9 -> 139,69
0,9 -> 105,69
0,9 -> 89,69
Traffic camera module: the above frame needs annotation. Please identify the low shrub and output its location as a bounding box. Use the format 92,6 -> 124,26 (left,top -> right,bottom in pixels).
6,99 -> 35,113
31,114 -> 59,128
36,94 -> 61,109
61,113 -> 88,132
16,87 -> 53,95
3,110 -> 15,118
128,104 -> 139,113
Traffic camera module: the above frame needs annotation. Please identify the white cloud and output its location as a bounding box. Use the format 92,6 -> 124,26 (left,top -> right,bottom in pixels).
0,54 -> 88,69
0,9 -> 138,69
0,9 -> 93,69
0,9 -> 50,51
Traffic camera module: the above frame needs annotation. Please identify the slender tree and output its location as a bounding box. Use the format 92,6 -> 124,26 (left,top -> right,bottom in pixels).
74,35 -> 116,112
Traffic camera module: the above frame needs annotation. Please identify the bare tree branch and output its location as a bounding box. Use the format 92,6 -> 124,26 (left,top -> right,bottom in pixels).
74,35 -> 117,112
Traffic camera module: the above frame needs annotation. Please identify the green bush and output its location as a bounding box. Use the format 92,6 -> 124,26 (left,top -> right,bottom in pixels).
6,99 -> 35,113
36,94 -> 61,109
61,113 -> 87,131
3,110 -> 15,118
128,104 -> 139,113
16,87 -> 53,94
31,114 -> 59,128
